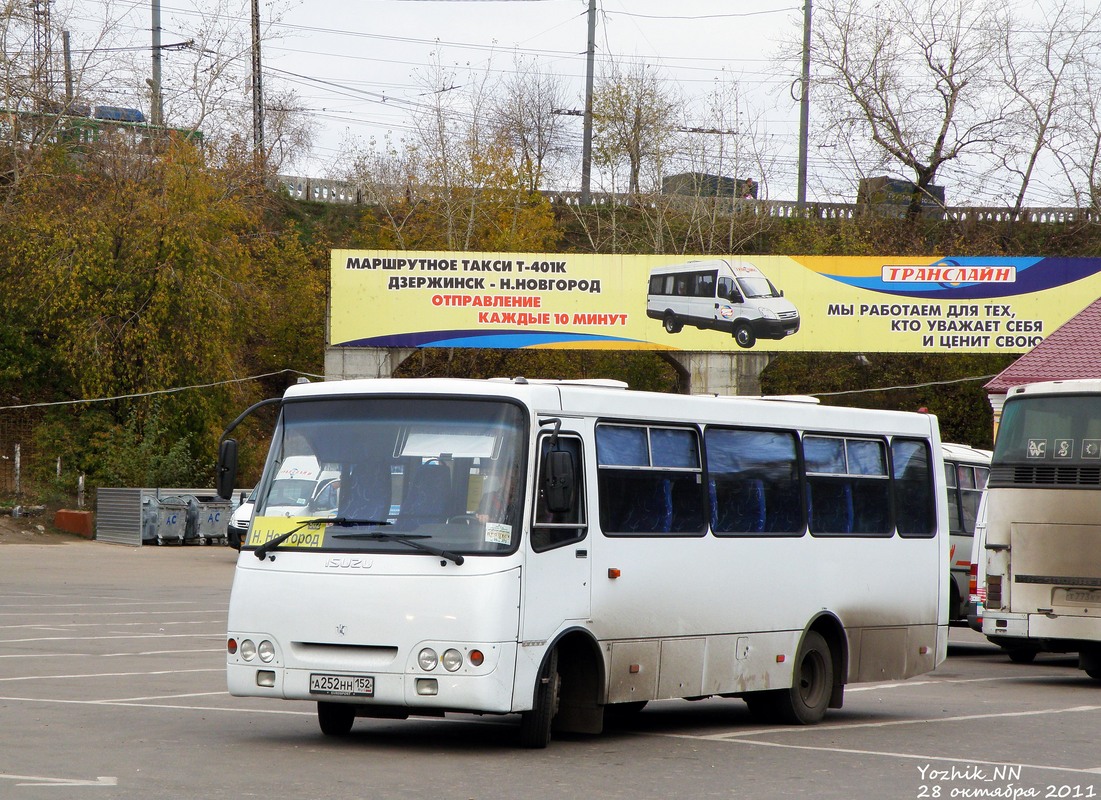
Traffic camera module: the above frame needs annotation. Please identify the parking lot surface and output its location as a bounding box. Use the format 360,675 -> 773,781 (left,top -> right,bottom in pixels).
3,538 -> 1101,799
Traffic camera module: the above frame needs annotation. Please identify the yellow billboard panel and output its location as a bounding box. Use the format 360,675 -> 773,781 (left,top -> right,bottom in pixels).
331,251 -> 1101,353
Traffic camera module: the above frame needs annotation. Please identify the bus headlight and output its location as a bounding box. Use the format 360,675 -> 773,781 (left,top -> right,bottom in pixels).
418,647 -> 439,671
442,649 -> 463,672
240,639 -> 257,662
759,306 -> 779,320
258,640 -> 276,663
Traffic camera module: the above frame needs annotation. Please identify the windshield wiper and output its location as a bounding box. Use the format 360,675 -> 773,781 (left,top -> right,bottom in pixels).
331,531 -> 465,566
253,517 -> 391,561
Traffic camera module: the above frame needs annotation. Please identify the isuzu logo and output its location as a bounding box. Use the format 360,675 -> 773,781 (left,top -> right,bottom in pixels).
325,557 -> 373,569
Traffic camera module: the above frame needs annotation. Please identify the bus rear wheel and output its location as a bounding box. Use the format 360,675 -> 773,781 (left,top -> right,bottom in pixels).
774,631 -> 833,724
317,701 -> 355,736
663,313 -> 683,334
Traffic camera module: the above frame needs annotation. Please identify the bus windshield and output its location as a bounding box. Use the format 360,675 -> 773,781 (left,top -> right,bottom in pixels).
993,394 -> 1101,465
248,397 -> 527,556
736,276 -> 779,299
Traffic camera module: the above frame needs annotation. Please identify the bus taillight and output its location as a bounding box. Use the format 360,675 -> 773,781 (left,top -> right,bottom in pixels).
987,576 -> 1002,609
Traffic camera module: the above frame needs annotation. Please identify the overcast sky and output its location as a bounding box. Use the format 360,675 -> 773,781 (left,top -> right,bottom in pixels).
265,0 -> 802,178
56,0 -> 1086,206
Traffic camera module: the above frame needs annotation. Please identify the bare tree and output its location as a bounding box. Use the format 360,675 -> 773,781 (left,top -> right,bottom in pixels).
811,0 -> 1009,215
156,1 -> 314,175
665,76 -> 779,253
592,58 -> 680,200
1063,65 -> 1101,211
491,54 -> 570,194
342,131 -> 426,249
994,0 -> 1101,214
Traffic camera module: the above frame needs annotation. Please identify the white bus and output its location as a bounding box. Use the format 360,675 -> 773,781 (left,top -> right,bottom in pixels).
216,377 -> 949,747
982,379 -> 1101,675
941,443 -> 991,623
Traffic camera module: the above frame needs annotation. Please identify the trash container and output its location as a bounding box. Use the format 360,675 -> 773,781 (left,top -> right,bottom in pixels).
191,494 -> 232,545
150,495 -> 190,545
141,496 -> 158,544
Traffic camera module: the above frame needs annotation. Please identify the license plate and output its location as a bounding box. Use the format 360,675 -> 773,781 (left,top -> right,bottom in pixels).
1057,588 -> 1101,606
309,673 -> 374,697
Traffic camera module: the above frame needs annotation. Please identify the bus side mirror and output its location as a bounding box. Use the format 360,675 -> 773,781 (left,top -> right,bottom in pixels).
216,439 -> 238,500
542,449 -> 576,514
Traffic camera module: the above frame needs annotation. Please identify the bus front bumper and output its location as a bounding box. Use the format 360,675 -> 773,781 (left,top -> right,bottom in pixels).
228,643 -> 518,714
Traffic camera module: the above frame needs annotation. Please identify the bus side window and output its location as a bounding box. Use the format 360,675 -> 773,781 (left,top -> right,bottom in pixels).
532,436 -> 587,552
695,272 -> 715,298
805,436 -> 890,536
944,461 -> 963,533
893,438 -> 935,537
705,427 -> 802,536
597,424 -> 705,536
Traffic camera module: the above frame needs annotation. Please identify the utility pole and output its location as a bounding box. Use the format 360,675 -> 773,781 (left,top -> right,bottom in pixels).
149,0 -> 163,126
796,0 -> 812,208
251,0 -> 265,165
580,0 -> 596,205
62,30 -> 73,103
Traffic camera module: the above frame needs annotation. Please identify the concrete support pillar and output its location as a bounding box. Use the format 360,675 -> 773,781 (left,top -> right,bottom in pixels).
325,347 -> 416,380
662,351 -> 772,396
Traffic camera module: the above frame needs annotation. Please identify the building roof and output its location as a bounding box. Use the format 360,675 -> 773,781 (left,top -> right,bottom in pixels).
986,296 -> 1101,394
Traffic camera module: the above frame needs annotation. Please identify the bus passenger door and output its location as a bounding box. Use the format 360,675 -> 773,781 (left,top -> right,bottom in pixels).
522,433 -> 591,640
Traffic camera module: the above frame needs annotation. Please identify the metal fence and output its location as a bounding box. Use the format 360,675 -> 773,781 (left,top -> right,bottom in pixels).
0,409 -> 42,498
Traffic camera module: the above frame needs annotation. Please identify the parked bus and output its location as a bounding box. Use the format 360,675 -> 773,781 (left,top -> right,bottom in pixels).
982,379 -> 1101,675
941,443 -> 991,623
216,377 -> 948,747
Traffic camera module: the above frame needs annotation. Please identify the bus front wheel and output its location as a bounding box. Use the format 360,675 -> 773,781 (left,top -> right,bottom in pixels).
519,648 -> 560,748
733,323 -> 756,348
774,631 -> 833,724
317,701 -> 355,737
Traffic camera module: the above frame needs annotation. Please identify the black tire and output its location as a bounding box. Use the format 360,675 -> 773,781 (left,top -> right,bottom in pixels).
317,701 -> 355,737
773,631 -> 833,725
949,582 -> 963,623
733,322 -> 756,348
663,313 -> 682,334
519,649 -> 560,748
1007,647 -> 1038,664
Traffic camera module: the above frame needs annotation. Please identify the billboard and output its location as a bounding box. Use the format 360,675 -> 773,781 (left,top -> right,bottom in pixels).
330,251 -> 1101,353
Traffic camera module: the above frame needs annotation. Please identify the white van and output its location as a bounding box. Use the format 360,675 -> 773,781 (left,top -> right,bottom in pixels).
967,490 -> 988,633
646,258 -> 800,348
261,455 -> 327,517
226,485 -> 257,550
229,462 -> 341,549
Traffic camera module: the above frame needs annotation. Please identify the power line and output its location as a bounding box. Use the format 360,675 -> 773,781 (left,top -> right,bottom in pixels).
813,373 -> 997,399
0,370 -> 324,412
